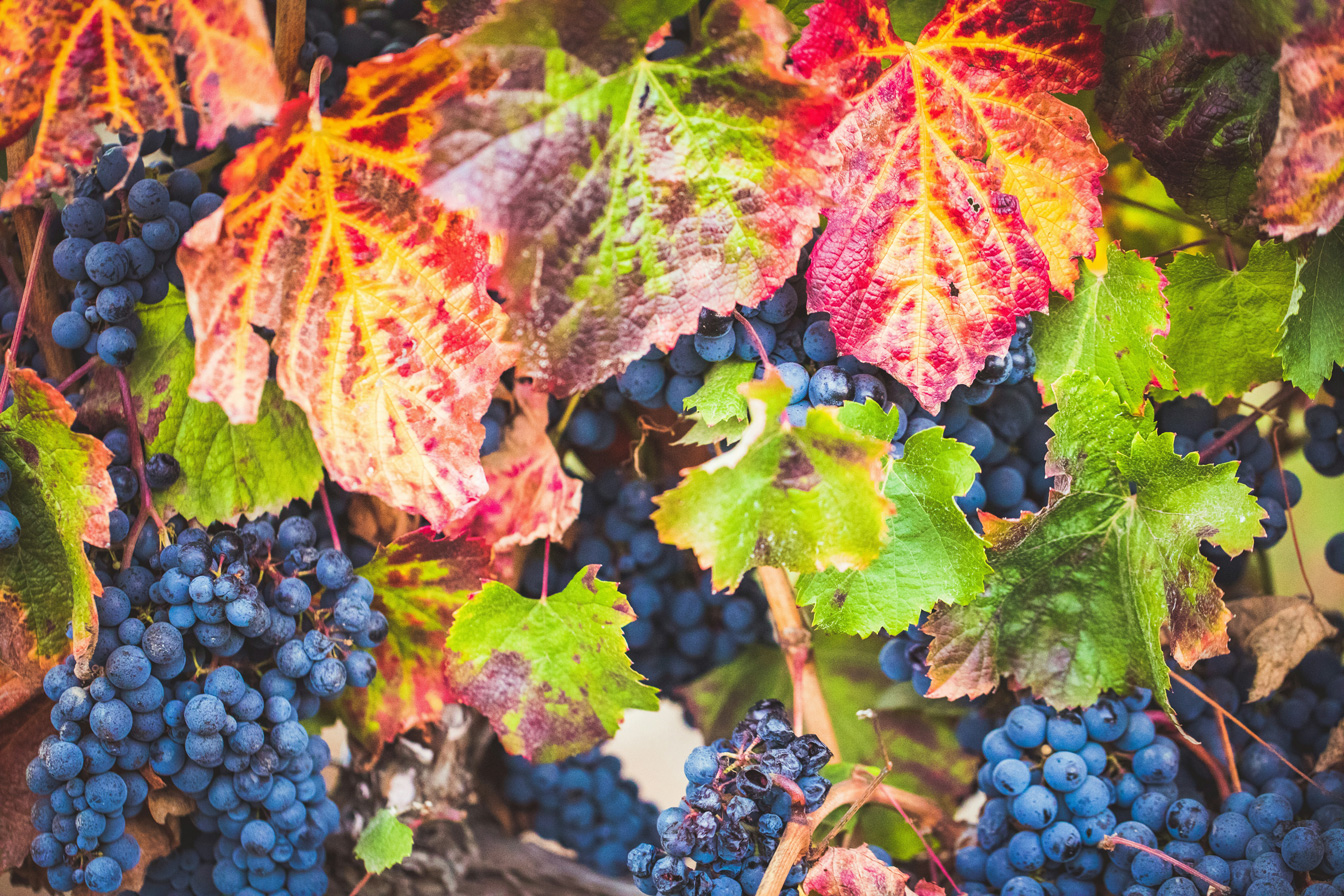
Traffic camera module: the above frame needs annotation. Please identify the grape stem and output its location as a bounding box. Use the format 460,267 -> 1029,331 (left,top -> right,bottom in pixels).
733,310 -> 777,376
57,356 -> 102,393
1098,835 -> 1229,894
317,480 -> 342,552
0,203 -> 54,402
755,566 -> 839,760
1195,384 -> 1294,464
346,871 -> 372,896
116,367 -> 166,570
1270,427 -> 1315,603
1147,710 -> 1230,803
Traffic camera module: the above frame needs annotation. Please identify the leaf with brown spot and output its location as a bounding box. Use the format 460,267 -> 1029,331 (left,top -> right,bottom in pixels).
337,529 -> 492,752
450,382 -> 582,551
804,846 -> 910,895
428,0 -> 840,394
0,0 -> 281,209
443,568 -> 659,763
0,696 -> 55,872
925,374 -> 1263,712
0,369 -> 116,661
652,373 -> 893,591
178,41 -> 518,531
0,600 -> 58,719
1226,595 -> 1338,702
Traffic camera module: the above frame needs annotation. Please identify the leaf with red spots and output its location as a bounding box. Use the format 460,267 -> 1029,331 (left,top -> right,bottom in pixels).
0,0 -> 281,209
1253,13 -> 1344,240
420,0 -> 498,34
651,373 -> 893,591
177,41 -> 518,531
924,374 -> 1263,712
442,568 -> 659,762
0,369 -> 116,662
792,0 -> 1105,408
451,382 -> 583,551
804,846 -> 909,896
427,0 -> 839,394
337,529 -> 492,751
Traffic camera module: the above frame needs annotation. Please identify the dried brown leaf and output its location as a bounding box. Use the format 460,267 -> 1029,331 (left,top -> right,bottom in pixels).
1227,595 -> 1338,701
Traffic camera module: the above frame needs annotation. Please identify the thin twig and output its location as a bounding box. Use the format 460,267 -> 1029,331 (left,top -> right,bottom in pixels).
1158,238 -> 1219,256
58,356 -> 101,393
541,538 -> 552,600
756,566 -> 840,759
552,392 -> 582,447
1102,192 -> 1198,225
346,871 -> 373,896
0,203 -> 53,401
1270,427 -> 1315,602
1150,711 -> 1230,803
1196,385 -> 1295,464
1214,709 -> 1241,793
1099,836 -> 1229,894
733,310 -> 778,377
116,368 -> 165,530
317,480 -> 341,552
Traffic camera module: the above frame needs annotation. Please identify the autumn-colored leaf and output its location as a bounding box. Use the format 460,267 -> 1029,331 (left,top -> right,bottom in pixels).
1253,14 -> 1344,240
1144,0 -> 1332,55
337,529 -> 491,752
428,0 -> 839,394
443,568 -> 659,763
924,374 -> 1262,711
451,382 -> 583,551
652,373 -> 893,591
178,41 -> 518,531
804,846 -> 909,896
1225,595 -> 1338,702
420,0 -> 498,35
0,0 -> 281,208
792,0 -> 1105,409
0,601 -> 57,719
0,369 -> 116,660
0,697 -> 54,872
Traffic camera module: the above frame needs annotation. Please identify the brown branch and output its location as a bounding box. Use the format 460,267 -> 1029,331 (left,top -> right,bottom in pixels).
116,369 -> 165,569
0,203 -> 55,400
274,0 -> 309,100
1214,709 -> 1241,793
1196,385 -> 1295,464
58,356 -> 101,393
5,143 -> 72,379
756,566 -> 840,759
317,479 -> 342,552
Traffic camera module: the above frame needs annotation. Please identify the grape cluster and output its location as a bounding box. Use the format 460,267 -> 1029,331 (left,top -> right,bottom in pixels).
49,144 -> 223,368
520,469 -> 773,689
501,749 -> 661,877
26,513 -> 384,895
279,0 -> 429,109
1154,396 -> 1300,585
628,699 -> 833,896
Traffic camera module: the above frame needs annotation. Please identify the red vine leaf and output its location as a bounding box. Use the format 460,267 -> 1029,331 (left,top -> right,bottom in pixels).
337,529 -> 492,753
804,846 -> 910,895
451,382 -> 582,551
178,41 -> 518,530
792,0 -> 1105,408
0,0 -> 281,209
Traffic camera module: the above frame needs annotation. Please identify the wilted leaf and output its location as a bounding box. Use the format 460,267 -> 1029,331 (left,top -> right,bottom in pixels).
0,0 -> 281,208
1160,243 -> 1301,402
792,0 -> 1105,408
925,374 -> 1264,711
119,811 -> 178,892
0,601 -> 56,719
796,427 -> 988,637
1226,595 -> 1338,701
1278,224 -> 1344,394
1144,0 -> 1330,55
1318,722 -> 1344,772
1254,15 -> 1344,240
804,846 -> 909,896
652,374 -> 892,590
178,41 -> 517,531
452,382 -> 583,551
0,698 -> 57,872
0,370 -> 115,660
100,290 -> 323,526
443,568 -> 659,762
428,0 -> 838,394
355,809 -> 415,874
1032,243 -> 1173,411
338,530 -> 491,751
1097,0 -> 1279,233
677,360 -> 757,446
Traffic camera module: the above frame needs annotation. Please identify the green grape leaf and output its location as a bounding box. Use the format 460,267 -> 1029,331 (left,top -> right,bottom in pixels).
338,530 -> 491,751
925,374 -> 1264,711
1160,243 -> 1302,402
443,568 -> 658,762
428,0 -> 838,394
835,399 -> 905,442
355,809 -> 415,874
796,427 -> 988,637
92,291 -> 323,526
652,374 -> 893,590
1032,243 -> 1174,411
0,370 -> 116,660
1277,225 -> 1344,394
1095,0 -> 1279,233
677,360 -> 756,446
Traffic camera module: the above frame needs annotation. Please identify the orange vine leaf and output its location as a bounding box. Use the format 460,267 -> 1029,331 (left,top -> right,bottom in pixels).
178,40 -> 518,531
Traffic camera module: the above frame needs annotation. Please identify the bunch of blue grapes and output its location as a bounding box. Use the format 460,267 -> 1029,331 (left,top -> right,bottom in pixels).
501,749 -> 661,877
1300,368 -> 1344,478
627,699 -> 833,896
27,512 -> 384,895
1154,396 -> 1300,585
878,613 -> 937,696
49,144 -> 224,368
520,468 -> 773,688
